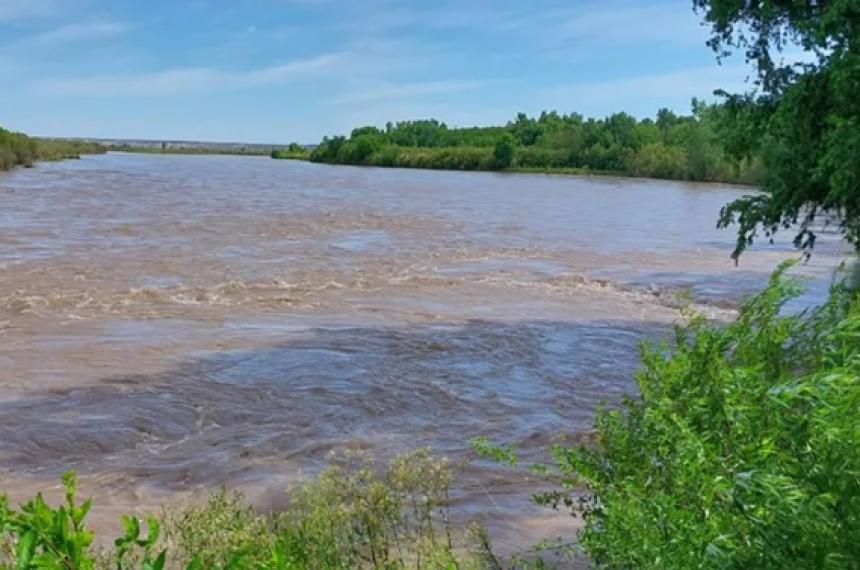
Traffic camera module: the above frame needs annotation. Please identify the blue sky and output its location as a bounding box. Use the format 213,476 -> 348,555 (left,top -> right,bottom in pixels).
0,0 -> 757,143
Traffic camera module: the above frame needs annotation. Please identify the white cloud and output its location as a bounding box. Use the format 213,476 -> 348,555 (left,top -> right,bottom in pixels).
35,53 -> 347,96
34,21 -> 126,43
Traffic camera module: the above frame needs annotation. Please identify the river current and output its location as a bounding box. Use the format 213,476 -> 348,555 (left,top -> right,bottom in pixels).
0,153 -> 845,552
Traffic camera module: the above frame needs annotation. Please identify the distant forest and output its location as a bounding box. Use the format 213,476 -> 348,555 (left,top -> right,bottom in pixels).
309,99 -> 761,184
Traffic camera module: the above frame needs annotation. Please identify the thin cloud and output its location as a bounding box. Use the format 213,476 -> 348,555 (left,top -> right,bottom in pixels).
36,53 -> 347,96
541,64 -> 752,116
326,2 -> 705,47
34,21 -> 126,43
555,2 -> 707,46
327,3 -> 530,37
0,0 -> 59,21
330,79 -> 499,104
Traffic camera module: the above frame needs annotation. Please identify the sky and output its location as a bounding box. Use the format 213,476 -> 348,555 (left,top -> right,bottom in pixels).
0,0 -> 760,143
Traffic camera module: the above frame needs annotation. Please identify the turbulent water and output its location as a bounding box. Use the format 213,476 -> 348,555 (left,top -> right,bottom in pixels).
0,153 -> 846,552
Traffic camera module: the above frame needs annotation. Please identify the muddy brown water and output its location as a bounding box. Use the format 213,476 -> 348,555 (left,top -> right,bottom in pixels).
0,153 -> 846,554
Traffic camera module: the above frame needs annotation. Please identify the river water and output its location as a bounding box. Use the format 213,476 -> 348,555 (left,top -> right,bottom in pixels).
0,153 -> 846,552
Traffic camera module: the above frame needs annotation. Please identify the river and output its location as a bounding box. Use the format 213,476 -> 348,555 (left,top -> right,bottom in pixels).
0,153 -> 845,553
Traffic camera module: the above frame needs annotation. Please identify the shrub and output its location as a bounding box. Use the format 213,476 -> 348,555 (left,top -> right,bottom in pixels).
0,147 -> 15,171
271,146 -> 309,160
0,472 -> 101,569
491,135 -> 515,170
0,126 -> 105,171
0,449 -> 493,569
626,142 -> 687,179
515,147 -> 570,169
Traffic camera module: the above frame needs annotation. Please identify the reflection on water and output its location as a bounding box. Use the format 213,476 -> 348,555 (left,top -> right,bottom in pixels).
0,153 -> 846,552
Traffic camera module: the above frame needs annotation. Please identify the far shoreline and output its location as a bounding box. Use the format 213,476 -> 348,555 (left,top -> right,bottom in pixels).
104,149 -> 759,189
272,152 -> 760,189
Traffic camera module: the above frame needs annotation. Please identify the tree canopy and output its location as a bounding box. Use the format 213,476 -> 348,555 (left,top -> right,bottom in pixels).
310,105 -> 761,183
696,0 -> 860,259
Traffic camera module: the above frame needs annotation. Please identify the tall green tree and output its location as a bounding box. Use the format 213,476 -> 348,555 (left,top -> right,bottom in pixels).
491,133 -> 516,169
696,0 -> 860,259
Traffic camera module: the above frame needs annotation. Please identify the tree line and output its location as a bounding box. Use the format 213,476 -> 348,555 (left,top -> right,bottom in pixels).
0,127 -> 105,171
271,142 -> 310,160
308,100 -> 762,184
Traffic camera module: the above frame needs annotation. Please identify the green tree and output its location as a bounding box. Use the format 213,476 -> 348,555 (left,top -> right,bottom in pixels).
306,108 -> 755,182
695,0 -> 860,259
655,107 -> 678,144
507,112 -> 542,145
491,133 -> 515,169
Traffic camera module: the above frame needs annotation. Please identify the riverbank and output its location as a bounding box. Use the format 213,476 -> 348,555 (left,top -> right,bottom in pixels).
0,127 -> 105,171
308,144 -> 760,185
303,157 -> 758,187
271,147 -> 311,160
107,144 -> 270,156
509,165 -> 757,186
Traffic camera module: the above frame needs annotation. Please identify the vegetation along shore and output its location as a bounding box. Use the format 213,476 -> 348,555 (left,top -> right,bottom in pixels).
305,101 -> 762,185
0,127 -> 104,171
107,144 -> 270,156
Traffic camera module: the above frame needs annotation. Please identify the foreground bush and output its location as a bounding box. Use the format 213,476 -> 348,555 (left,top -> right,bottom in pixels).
510,262 -> 860,567
0,449 -> 495,569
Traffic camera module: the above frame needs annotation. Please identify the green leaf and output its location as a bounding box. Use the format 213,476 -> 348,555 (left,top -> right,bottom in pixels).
120,515 -> 140,541
223,551 -> 247,570
16,530 -> 36,570
143,517 -> 160,547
